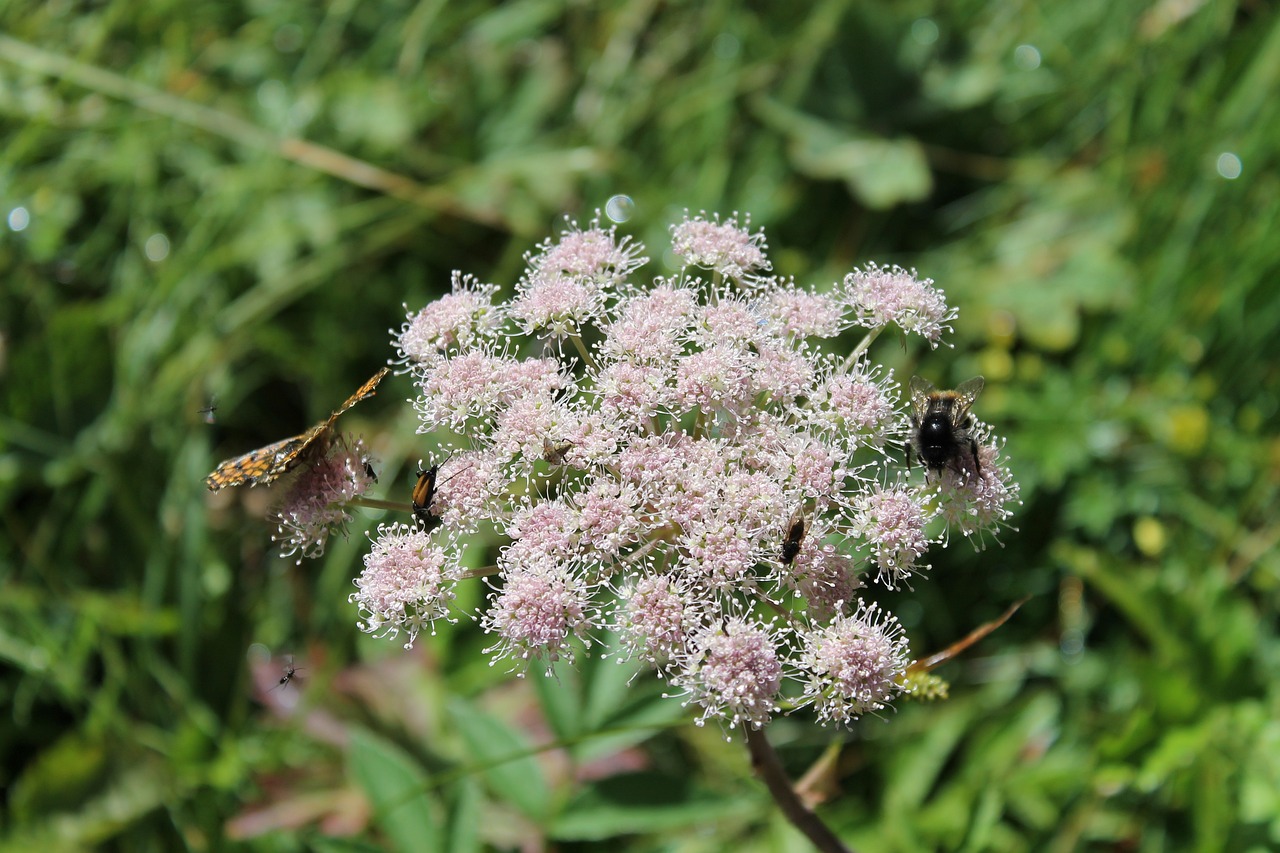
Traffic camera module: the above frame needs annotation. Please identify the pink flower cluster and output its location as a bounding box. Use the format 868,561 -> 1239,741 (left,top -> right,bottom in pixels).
272,437 -> 376,564
342,212 -> 1018,729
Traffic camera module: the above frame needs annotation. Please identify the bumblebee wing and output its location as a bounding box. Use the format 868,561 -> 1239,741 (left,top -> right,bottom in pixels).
908,375 -> 936,417
950,376 -> 985,423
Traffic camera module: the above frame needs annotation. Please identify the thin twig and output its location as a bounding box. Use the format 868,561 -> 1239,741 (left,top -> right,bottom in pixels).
743,725 -> 854,853
350,497 -> 408,513
906,595 -> 1029,675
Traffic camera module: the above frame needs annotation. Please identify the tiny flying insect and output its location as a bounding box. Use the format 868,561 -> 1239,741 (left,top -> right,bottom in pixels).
198,397 -> 218,424
907,375 -> 984,477
272,656 -> 303,691
780,503 -> 809,566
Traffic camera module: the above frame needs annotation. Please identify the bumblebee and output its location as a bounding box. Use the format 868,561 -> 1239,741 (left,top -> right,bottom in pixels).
907,376 -> 984,477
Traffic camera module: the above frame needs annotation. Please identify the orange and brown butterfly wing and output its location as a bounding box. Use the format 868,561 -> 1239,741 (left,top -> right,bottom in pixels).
205,433 -> 308,491
284,367 -> 391,476
326,367 -> 390,424
204,367 -> 390,492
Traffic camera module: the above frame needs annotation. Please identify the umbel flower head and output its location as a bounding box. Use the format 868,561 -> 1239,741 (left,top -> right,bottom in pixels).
273,436 -> 377,564
350,211 -> 1018,730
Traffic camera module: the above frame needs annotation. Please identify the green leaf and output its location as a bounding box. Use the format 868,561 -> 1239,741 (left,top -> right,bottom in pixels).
310,838 -> 389,853
444,777 -> 483,853
446,699 -> 550,822
789,133 -> 932,209
884,702 -> 975,812
348,728 -> 440,853
752,97 -> 932,208
550,772 -> 760,841
4,752 -> 170,849
573,682 -> 685,765
581,639 -> 645,729
7,731 -> 109,820
533,659 -> 582,743
1239,717 -> 1280,823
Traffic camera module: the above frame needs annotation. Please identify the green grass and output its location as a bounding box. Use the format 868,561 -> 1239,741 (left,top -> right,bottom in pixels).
2,1 -> 1278,850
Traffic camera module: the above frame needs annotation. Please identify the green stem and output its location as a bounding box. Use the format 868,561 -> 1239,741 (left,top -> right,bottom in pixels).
568,333 -> 597,372
462,565 -> 501,580
352,497 -> 410,513
840,326 -> 883,371
743,725 -> 854,853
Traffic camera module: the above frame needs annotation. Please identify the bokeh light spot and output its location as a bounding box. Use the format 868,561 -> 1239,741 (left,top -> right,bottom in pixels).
605,195 -> 635,223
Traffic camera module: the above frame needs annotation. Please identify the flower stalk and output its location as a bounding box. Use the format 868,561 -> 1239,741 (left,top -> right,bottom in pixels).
744,724 -> 855,853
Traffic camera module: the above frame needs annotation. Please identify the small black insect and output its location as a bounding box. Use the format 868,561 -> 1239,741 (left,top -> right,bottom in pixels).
411,463 -> 443,532
364,461 -> 378,482
907,375 -> 984,477
272,656 -> 302,691
780,504 -> 809,566
198,398 -> 218,424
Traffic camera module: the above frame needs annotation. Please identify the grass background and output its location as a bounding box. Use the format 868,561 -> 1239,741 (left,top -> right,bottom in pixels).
2,1 -> 1278,850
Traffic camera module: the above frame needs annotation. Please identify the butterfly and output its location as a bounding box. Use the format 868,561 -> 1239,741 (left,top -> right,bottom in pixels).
205,367 -> 389,491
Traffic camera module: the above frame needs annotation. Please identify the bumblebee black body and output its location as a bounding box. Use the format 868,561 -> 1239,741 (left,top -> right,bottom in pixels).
913,409 -> 979,474
908,376 -> 985,477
